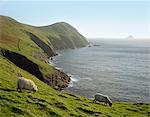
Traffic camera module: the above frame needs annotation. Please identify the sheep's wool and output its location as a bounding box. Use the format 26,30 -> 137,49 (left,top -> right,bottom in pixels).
94,93 -> 112,106
17,77 -> 38,91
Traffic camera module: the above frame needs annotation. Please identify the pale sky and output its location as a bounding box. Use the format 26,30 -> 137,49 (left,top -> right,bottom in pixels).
0,0 -> 149,39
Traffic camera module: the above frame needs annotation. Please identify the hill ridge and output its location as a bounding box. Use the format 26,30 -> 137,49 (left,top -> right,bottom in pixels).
0,15 -> 149,116
0,15 -> 88,56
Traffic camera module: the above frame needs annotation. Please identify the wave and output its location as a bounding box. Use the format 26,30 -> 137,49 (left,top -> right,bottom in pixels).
71,77 -> 79,82
57,53 -> 62,57
55,67 -> 63,71
49,61 -> 56,66
66,73 -> 79,87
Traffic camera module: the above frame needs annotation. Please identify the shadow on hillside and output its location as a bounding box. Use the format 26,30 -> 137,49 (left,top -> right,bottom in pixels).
1,49 -> 44,80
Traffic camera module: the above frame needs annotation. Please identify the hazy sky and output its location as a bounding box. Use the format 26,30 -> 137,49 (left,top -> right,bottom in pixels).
0,0 -> 149,38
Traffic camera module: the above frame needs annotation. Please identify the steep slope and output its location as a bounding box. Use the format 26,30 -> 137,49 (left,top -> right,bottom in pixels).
0,56 -> 149,116
0,15 -> 55,56
0,15 -> 88,89
0,16 -> 149,116
39,22 -> 88,50
0,15 -> 88,56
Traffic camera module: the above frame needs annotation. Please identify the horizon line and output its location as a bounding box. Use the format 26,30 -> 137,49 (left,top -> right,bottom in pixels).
87,37 -> 150,39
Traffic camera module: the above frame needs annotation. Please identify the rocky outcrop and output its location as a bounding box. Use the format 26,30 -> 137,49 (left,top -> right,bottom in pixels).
25,31 -> 56,57
1,49 -> 71,90
0,16 -> 88,56
0,16 -> 87,90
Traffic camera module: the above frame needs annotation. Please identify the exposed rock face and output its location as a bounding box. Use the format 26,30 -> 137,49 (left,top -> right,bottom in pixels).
0,16 -> 88,56
41,22 -> 89,50
1,49 -> 71,90
0,16 -> 87,90
45,69 -> 71,91
26,31 -> 56,57
32,51 -> 49,63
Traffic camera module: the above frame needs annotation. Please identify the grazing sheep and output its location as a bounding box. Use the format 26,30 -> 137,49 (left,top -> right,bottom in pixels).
94,93 -> 112,107
17,77 -> 38,92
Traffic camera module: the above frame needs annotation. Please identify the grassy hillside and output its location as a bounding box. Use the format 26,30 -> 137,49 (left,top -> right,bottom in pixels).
0,15 -> 88,89
0,15 -> 149,116
0,15 -> 88,55
0,56 -> 149,117
39,22 -> 88,50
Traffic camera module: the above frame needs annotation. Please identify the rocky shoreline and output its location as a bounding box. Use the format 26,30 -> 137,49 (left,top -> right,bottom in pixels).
43,55 -> 71,91
31,50 -> 71,90
50,59 -> 71,90
1,48 -> 71,91
50,68 -> 71,91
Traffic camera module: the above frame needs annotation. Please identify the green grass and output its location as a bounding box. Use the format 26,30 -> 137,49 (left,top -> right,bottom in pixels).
0,15 -> 150,116
0,15 -> 88,77
0,56 -> 150,117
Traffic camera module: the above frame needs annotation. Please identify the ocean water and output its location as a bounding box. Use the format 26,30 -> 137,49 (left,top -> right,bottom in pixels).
52,39 -> 150,102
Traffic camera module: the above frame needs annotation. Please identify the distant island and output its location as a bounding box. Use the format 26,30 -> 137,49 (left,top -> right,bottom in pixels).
0,16 -> 149,116
126,35 -> 135,39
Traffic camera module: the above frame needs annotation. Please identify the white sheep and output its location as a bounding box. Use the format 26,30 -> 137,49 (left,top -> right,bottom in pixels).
94,93 -> 112,107
17,77 -> 38,92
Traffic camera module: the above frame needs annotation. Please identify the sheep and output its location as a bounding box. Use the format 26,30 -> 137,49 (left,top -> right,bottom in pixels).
94,93 -> 112,107
17,76 -> 38,92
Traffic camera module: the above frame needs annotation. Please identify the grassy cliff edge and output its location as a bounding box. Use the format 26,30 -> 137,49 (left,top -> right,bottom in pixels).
0,16 -> 149,116
0,15 -> 88,90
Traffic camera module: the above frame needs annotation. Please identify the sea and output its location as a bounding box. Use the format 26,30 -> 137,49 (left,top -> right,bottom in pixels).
51,39 -> 150,102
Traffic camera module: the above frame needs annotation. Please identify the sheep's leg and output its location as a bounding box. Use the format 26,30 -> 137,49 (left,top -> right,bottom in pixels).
17,84 -> 19,91
17,82 -> 21,92
17,87 -> 20,91
104,103 -> 108,106
18,88 -> 22,92
93,99 -> 96,103
102,102 -> 106,106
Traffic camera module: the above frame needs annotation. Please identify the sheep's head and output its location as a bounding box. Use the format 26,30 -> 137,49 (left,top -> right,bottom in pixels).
32,85 -> 38,92
109,102 -> 112,107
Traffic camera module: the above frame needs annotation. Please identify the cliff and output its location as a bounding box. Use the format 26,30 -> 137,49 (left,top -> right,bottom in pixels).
0,15 -> 88,89
0,16 -> 149,116
0,15 -> 88,57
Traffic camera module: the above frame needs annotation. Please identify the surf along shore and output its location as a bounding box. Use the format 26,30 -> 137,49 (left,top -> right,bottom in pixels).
48,51 -> 81,90
45,53 -> 71,91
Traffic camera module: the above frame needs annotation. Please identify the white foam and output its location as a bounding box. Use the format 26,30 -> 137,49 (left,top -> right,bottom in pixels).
71,77 -> 78,82
57,53 -> 62,57
67,74 -> 79,87
55,67 -> 63,71
68,81 -> 73,87
49,61 -> 56,66
67,73 -> 79,82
